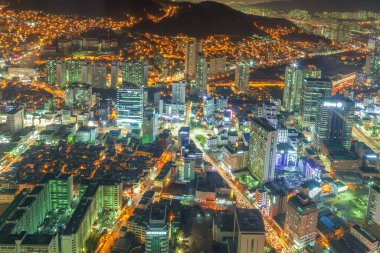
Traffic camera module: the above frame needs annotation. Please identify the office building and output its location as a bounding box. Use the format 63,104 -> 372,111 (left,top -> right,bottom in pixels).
350,225 -> 379,252
283,64 -> 322,112
117,83 -> 144,128
111,61 -> 119,89
366,37 -> 380,83
235,61 -> 250,91
75,126 -> 98,143
142,108 -> 158,144
45,59 -> 56,85
255,181 -> 287,219
233,208 -> 265,253
249,117 -> 278,184
301,78 -> 332,128
122,60 -> 149,86
65,83 -> 92,111
181,151 -> 196,182
365,186 -> 380,239
194,53 -> 207,97
184,38 -> 201,80
285,194 -> 318,251
145,204 -> 169,253
6,108 -> 24,133
209,56 -> 226,75
172,81 -> 186,104
315,97 -> 354,150
222,145 -> 249,172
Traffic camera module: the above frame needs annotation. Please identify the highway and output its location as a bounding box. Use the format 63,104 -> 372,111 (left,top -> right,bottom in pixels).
190,133 -> 291,253
352,126 -> 380,154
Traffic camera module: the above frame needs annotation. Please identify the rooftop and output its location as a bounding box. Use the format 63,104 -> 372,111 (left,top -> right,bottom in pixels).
235,208 -> 265,233
252,117 -> 277,132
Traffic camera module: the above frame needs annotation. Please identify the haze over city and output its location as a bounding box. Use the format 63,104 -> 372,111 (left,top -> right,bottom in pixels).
0,0 -> 378,253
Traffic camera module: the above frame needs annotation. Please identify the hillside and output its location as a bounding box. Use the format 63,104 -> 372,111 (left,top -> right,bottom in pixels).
254,0 -> 380,13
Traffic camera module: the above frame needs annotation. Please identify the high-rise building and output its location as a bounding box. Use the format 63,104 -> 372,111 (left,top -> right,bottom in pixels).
121,60 -> 149,86
233,208 -> 265,253
235,61 -> 250,91
92,62 -> 107,88
80,61 -> 92,85
184,38 -> 201,80
142,108 -> 158,144
301,78 -> 332,128
285,194 -> 318,251
315,97 -> 354,150
6,108 -> 24,133
66,59 -> 82,84
194,53 -> 207,97
117,83 -> 144,128
111,61 -> 119,89
365,37 -> 380,83
45,59 -> 56,85
172,81 -> 186,104
178,126 -> 190,152
181,151 -> 196,182
56,59 -> 67,88
249,117 -> 278,184
209,56 -> 226,75
145,204 -> 169,253
203,95 -> 215,120
65,83 -> 92,110
365,186 -> 380,239
257,100 -> 279,128
283,64 -> 322,112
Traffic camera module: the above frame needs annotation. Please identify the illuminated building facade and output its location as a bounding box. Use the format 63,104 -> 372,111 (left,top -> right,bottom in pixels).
117,83 -> 144,128
249,117 -> 278,184
315,97 -> 354,150
145,204 -> 169,253
301,78 -> 332,129
142,108 -> 158,144
121,60 -> 149,86
235,61 -> 250,91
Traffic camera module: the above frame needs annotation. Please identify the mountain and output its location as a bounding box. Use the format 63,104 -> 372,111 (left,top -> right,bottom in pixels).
132,1 -> 297,37
254,0 -> 380,13
6,0 -> 325,40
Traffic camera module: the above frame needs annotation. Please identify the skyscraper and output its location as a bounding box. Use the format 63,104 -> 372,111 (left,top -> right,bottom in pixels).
66,59 -> 82,84
203,95 -> 215,120
45,59 -> 56,85
235,61 -> 250,91
249,117 -> 278,184
92,62 -> 107,88
366,37 -> 380,83
257,100 -> 279,128
283,64 -> 322,112
111,61 -> 119,89
6,109 -> 24,133
233,208 -> 265,253
145,204 -> 169,253
285,194 -> 318,251
178,126 -> 190,152
301,78 -> 332,128
80,61 -> 92,85
142,108 -> 158,144
184,38 -> 201,80
194,53 -> 207,97
56,59 -> 67,88
117,83 -> 144,128
365,186 -> 380,239
121,60 -> 149,86
315,97 -> 354,150
172,81 -> 186,104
